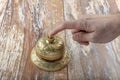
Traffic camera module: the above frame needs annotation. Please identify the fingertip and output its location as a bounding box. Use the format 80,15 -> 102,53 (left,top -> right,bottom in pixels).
49,31 -> 54,37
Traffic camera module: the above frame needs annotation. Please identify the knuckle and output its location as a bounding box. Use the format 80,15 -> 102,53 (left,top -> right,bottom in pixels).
79,18 -> 90,30
79,34 -> 84,41
72,33 -> 79,41
83,19 -> 90,30
76,33 -> 84,41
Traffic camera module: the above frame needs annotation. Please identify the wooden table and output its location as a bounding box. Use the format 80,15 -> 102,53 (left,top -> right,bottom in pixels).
0,0 -> 120,80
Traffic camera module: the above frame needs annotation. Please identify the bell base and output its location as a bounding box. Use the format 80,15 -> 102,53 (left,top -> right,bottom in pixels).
31,48 -> 70,71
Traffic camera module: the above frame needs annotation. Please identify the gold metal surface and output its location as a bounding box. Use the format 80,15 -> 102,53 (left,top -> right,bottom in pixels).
31,36 -> 70,71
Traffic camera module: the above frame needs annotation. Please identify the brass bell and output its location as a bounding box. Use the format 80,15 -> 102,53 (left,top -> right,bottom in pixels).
31,36 -> 70,71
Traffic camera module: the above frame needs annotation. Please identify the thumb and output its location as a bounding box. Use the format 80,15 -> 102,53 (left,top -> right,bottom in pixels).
73,32 -> 93,42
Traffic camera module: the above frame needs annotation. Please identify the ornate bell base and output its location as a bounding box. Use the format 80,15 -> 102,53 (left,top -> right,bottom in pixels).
31,48 -> 70,71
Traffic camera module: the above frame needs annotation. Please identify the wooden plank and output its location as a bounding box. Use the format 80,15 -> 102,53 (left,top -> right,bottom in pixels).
0,0 -> 67,80
63,1 -> 86,80
0,0 -> 25,80
20,0 -> 68,80
64,0 -> 120,80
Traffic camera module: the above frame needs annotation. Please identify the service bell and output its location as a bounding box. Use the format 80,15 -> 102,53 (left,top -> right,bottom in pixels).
31,36 -> 70,71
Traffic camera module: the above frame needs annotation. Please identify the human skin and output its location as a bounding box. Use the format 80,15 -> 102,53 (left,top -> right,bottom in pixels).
49,14 -> 120,45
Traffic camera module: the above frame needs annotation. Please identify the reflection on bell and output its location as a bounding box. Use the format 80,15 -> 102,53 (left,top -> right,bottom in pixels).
31,36 -> 70,71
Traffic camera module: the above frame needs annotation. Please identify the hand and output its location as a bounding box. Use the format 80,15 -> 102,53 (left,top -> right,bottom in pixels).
50,14 -> 120,45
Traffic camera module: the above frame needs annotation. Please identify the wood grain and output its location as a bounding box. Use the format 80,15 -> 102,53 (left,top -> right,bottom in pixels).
0,0 -> 120,80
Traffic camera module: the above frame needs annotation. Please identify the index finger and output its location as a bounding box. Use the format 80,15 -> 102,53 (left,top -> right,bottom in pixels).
49,20 -> 77,36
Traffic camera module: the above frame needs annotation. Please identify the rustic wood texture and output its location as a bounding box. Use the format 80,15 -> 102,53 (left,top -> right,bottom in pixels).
0,0 -> 120,80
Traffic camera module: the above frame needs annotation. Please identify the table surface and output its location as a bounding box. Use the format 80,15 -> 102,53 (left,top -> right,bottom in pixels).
0,0 -> 120,80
